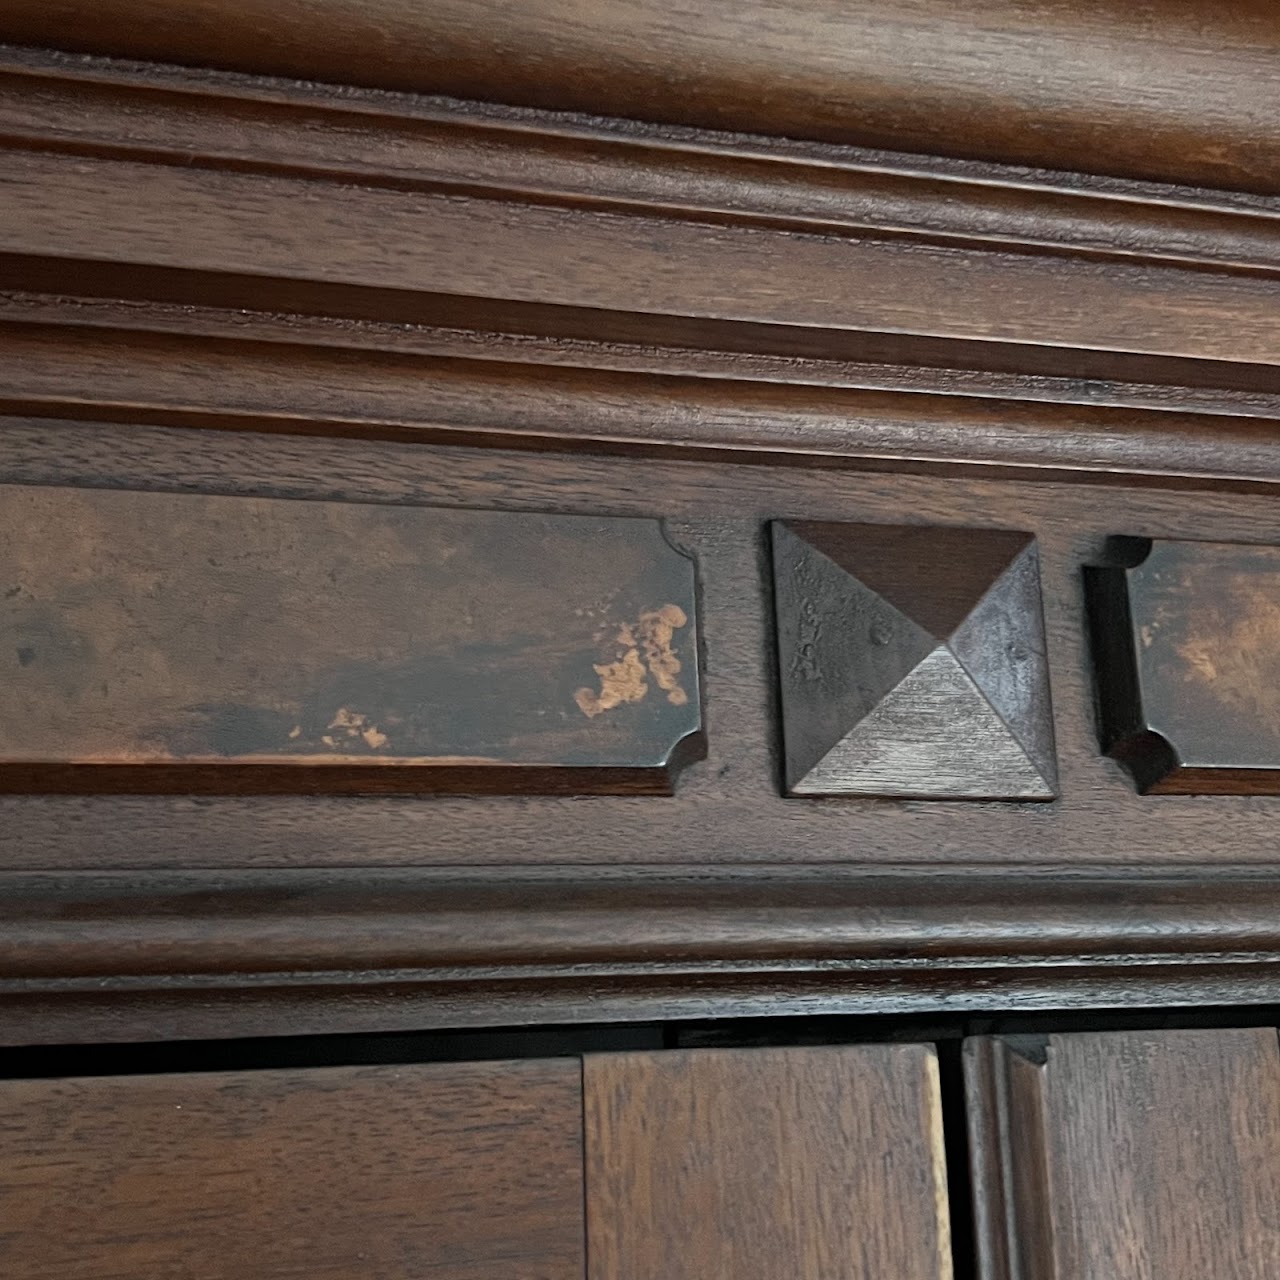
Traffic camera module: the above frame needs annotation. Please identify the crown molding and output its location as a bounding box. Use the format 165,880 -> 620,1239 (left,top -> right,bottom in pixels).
0,45 -> 1278,485
0,1 -> 1276,194
0,46 -> 1274,483
0,46 -> 1276,271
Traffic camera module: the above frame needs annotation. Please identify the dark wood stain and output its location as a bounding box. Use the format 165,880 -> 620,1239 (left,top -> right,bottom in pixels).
772,522 -> 1056,798
0,1058 -> 586,1279
1088,537 -> 1280,794
11,426 -> 1280,872
0,485 -> 703,793
0,51 -> 1279,498
0,7 -> 1279,1050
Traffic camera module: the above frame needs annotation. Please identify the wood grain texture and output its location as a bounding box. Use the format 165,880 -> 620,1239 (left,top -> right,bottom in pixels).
585,1045 -> 952,1280
10,865 -> 1280,1043
0,49 -> 1278,490
7,281 -> 1280,427
14,424 -> 1280,872
773,523 -> 1055,798
3,149 -> 1275,368
3,26 -> 1280,1042
0,484 -> 702,793
0,2 -> 1277,192
10,338 -> 1280,491
1,47 -> 1276,272
1088,537 -> 1280,794
966,1030 -> 1280,1279
964,1039 -> 1055,1280
0,1058 -> 585,1279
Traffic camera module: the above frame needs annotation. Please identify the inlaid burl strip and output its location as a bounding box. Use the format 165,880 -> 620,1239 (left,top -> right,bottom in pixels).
0,485 -> 704,793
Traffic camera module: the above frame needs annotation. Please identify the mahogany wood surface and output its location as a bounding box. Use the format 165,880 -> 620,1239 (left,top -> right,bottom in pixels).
0,1058 -> 586,1279
0,3 -> 1276,193
585,1045 -> 952,1280
966,1029 -> 1280,1279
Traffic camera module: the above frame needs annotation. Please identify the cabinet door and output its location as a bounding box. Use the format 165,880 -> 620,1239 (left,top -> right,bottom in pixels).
585,1044 -> 953,1280
0,1059 -> 585,1280
966,1029 -> 1280,1279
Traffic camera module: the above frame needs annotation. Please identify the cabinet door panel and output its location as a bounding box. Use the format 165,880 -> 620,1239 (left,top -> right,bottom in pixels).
966,1029 -> 1280,1280
585,1044 -> 953,1280
0,1059 -> 585,1280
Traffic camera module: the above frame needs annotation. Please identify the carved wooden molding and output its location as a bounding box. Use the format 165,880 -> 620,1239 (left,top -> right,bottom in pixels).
5,866 -> 1280,1044
1088,537 -> 1280,794
772,522 -> 1056,798
0,47 -> 1276,491
0,3 -> 1274,194
0,486 -> 704,793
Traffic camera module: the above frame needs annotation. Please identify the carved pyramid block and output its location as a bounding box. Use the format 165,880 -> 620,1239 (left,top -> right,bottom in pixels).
771,522 -> 1058,799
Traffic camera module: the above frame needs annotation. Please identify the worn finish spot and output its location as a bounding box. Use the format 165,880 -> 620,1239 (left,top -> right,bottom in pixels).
575,603 -> 691,718
1090,538 -> 1280,791
638,604 -> 690,706
1175,580 -> 1280,714
575,648 -> 649,718
0,486 -> 704,791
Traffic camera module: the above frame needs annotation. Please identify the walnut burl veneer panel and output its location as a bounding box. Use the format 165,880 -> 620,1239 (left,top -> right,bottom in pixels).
0,1059 -> 585,1280
1087,537 -> 1280,794
0,485 -> 703,793
585,1045 -> 952,1280
966,1030 -> 1280,1280
772,522 -> 1056,798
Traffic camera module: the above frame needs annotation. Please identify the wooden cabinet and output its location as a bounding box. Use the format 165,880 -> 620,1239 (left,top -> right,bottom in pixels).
11,1031 -> 1280,1276
4,5 -> 1280,1040
1,3 -> 1279,1276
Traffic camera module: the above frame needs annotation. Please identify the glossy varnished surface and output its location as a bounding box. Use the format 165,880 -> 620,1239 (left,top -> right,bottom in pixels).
0,1058 -> 586,1279
0,3 -> 1277,192
0,485 -> 702,793
1089,537 -> 1280,793
585,1045 -> 951,1280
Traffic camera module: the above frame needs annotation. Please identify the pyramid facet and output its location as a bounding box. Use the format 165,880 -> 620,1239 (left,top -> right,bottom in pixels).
784,521 -> 1033,639
772,521 -> 1057,799
793,647 -> 1054,797
772,522 -> 934,787
949,540 -> 1058,791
